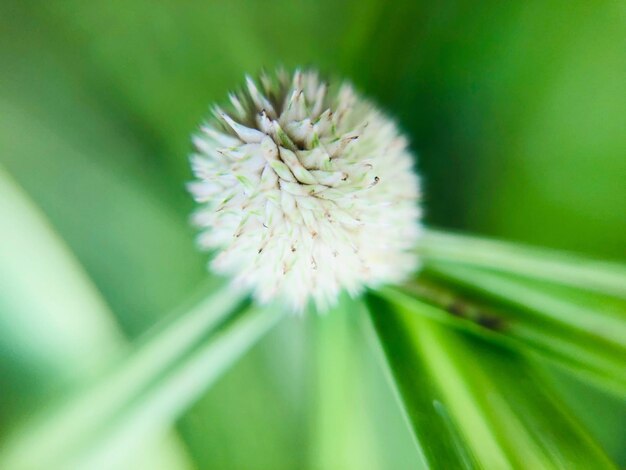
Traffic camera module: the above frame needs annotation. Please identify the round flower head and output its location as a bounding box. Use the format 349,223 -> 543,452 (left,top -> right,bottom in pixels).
188,69 -> 422,312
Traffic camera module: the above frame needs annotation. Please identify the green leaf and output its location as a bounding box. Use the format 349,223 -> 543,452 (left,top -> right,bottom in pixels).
0,289 -> 284,469
381,280 -> 626,399
427,264 -> 626,347
0,166 -> 122,385
366,292 -> 616,469
0,73 -> 205,336
0,166 -> 195,469
409,229 -> 626,397
310,297 -> 382,470
419,230 -> 626,300
310,295 -> 423,470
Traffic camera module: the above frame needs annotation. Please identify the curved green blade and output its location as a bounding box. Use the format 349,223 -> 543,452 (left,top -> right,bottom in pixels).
0,290 -> 283,469
366,292 -> 616,469
420,230 -> 626,300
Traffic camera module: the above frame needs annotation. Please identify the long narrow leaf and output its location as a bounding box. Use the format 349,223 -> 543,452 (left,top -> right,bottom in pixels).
0,166 -> 196,469
365,295 -> 477,469
420,230 -> 626,299
366,293 -> 616,469
0,166 -> 121,378
380,282 -> 626,398
311,296 -> 413,469
70,304 -> 285,469
427,264 -> 626,347
0,287 -> 273,469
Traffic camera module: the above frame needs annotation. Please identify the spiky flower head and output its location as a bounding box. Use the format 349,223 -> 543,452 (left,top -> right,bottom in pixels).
188,69 -> 422,312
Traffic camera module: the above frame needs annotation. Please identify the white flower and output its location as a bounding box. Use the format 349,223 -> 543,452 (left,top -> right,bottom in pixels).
188,69 -> 422,312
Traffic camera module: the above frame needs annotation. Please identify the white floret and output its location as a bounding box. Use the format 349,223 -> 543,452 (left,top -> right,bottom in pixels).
189,70 -> 422,312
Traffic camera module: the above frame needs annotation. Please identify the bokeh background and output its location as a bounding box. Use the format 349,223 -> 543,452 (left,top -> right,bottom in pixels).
1,1 -> 625,468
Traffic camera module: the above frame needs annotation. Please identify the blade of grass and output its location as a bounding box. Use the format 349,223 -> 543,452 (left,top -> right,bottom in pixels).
380,283 -> 626,398
0,94 -> 205,336
366,293 -> 484,469
70,303 -> 286,469
427,263 -> 626,349
0,166 -> 196,469
426,264 -> 626,396
0,286 -> 271,469
0,166 -> 121,379
360,303 -> 450,469
420,229 -> 626,299
310,296 -> 385,470
366,292 -> 616,469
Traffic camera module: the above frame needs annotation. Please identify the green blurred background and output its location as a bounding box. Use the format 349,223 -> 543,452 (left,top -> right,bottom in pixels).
1,1 -> 625,468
